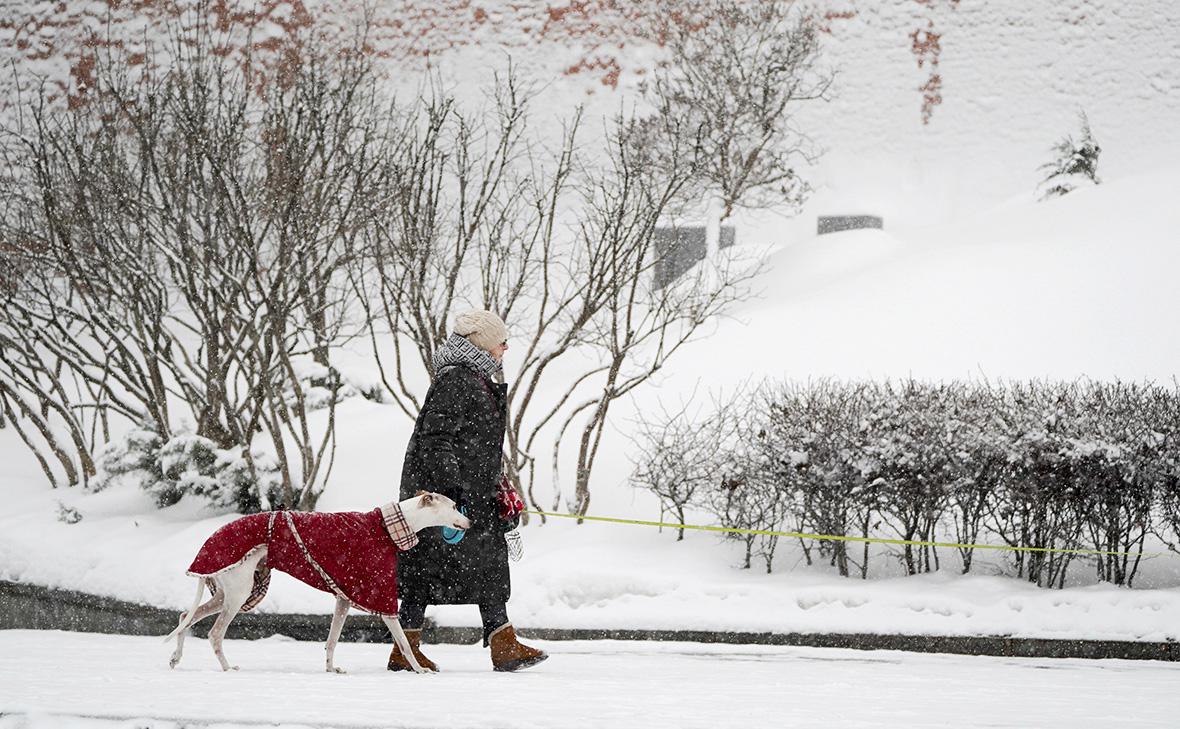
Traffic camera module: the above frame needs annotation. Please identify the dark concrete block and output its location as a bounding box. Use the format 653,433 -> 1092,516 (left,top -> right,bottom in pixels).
654,225 -> 705,289
817,215 -> 883,235
718,225 -> 736,250
653,225 -> 736,288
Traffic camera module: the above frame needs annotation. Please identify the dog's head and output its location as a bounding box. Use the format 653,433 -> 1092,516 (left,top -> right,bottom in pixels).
413,490 -> 472,530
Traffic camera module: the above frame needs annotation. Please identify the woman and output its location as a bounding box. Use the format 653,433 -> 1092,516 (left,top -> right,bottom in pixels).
388,309 -> 547,673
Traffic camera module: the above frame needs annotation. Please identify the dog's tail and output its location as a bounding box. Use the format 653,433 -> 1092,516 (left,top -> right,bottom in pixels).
164,577 -> 206,643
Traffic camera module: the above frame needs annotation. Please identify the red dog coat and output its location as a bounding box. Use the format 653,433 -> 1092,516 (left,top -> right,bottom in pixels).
186,503 -> 418,617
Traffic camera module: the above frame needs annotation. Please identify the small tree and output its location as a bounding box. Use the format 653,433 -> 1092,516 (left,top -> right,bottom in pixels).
1038,111 -> 1101,200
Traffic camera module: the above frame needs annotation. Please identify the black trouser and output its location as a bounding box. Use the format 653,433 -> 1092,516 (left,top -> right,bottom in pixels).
399,602 -> 509,646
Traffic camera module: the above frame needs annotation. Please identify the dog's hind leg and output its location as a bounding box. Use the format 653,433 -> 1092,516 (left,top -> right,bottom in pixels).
324,597 -> 350,674
207,552 -> 263,671
382,615 -> 430,674
168,579 -> 225,668
172,589 -> 224,668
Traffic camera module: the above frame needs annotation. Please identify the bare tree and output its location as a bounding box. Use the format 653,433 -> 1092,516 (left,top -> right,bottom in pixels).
554,116 -> 763,517
351,4 -> 829,520
358,73 -> 537,420
641,0 -> 832,253
355,73 -> 767,519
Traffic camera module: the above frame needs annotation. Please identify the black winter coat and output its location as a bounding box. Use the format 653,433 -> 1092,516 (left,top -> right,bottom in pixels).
397,363 -> 510,605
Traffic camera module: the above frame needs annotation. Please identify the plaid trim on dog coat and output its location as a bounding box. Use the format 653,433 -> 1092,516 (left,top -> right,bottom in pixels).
186,503 -> 418,617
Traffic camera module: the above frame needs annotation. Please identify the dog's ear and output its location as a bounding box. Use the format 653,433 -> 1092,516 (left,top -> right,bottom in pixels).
419,492 -> 434,505
415,489 -> 427,497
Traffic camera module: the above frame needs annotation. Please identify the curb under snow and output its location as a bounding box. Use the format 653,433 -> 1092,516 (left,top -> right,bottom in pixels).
1,579 -> 1176,662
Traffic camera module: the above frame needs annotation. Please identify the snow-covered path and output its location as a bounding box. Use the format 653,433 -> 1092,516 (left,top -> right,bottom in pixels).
1,631 -> 1176,728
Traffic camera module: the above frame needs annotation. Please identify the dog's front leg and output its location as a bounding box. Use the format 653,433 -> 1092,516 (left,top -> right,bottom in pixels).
382,615 -> 430,674
325,597 -> 350,674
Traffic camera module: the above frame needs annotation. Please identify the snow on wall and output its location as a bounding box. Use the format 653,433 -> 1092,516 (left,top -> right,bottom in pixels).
3,1 -> 1178,228
803,1 -> 1180,226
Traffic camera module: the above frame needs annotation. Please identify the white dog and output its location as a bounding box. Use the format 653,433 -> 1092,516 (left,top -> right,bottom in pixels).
166,491 -> 470,673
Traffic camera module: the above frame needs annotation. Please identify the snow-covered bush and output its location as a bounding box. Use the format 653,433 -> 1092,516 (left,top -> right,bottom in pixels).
1038,111 -> 1101,200
633,379 -> 1180,586
1062,384 -> 1158,586
90,426 -> 164,493
288,363 -> 383,411
857,382 -> 958,576
987,383 -> 1088,588
756,381 -> 880,578
92,427 -> 281,512
706,412 -> 788,574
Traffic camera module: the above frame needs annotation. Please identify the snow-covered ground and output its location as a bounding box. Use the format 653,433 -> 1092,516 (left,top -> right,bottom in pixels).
3,166 -> 1180,643
1,630 -> 1177,729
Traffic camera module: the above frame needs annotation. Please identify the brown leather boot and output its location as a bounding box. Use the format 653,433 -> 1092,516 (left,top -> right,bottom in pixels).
387,629 -> 439,672
489,623 -> 548,672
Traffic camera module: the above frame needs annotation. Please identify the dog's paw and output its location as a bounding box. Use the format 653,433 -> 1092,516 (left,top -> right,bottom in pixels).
328,666 -> 347,674
169,656 -> 180,669
223,665 -> 240,672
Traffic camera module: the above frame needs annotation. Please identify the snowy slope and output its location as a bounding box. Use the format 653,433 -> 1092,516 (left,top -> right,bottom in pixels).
666,167 -> 1180,387
549,165 -> 1180,534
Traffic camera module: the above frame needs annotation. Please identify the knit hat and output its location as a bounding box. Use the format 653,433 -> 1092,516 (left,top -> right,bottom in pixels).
453,309 -> 508,353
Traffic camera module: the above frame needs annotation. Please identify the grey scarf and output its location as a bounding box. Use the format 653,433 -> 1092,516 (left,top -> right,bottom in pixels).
433,333 -> 504,384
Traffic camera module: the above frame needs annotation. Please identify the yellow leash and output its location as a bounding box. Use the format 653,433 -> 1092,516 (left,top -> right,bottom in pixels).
526,510 -> 1164,559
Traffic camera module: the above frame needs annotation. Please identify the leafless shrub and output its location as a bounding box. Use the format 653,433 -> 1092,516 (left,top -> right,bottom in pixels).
630,391 -> 741,541
0,21 -> 394,510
